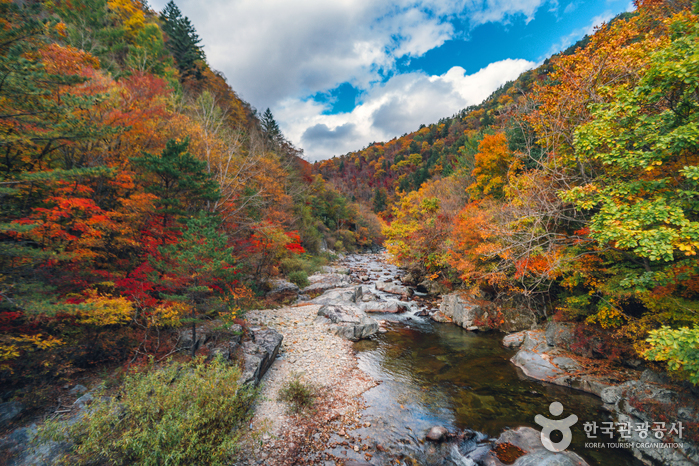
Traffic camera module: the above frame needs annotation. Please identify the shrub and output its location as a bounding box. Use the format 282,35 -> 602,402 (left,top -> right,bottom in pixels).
287,270 -> 309,288
277,373 -> 317,414
49,356 -> 256,465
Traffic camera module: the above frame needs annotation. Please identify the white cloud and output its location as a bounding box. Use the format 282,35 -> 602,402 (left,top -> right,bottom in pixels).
277,58 -> 535,161
147,0 -> 550,159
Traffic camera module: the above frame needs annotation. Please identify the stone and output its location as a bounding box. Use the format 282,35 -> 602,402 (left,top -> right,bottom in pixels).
0,402 -> 23,429
316,304 -> 379,341
545,321 -> 576,350
436,293 -> 488,329
417,278 -> 450,296
344,461 -> 373,466
481,427 -> 590,466
415,310 -> 431,317
499,306 -> 538,333
426,426 -> 449,442
466,326 -> 479,331
502,331 -> 527,348
265,279 -> 299,302
241,328 -> 283,385
359,301 -> 408,314
310,286 -> 363,306
0,424 -> 71,466
73,393 -> 94,409
302,273 -> 352,295
68,384 -> 88,396
375,280 -> 412,297
639,368 -> 668,385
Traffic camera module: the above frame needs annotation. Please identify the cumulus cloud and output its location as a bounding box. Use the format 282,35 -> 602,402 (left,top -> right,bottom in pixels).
280,58 -> 535,161
147,0 -> 551,160
150,0 -> 549,108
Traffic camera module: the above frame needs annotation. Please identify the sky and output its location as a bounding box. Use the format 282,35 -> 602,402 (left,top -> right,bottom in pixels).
149,0 -> 633,161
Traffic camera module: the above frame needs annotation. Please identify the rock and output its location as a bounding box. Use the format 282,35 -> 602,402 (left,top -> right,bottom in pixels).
310,286 -> 363,305
502,331 -> 527,348
511,330 -> 612,396
68,384 -> 88,396
241,328 -> 283,385
417,278 -> 450,296
640,368 -> 668,385
466,326 -> 479,331
545,321 -> 576,350
0,402 -> 23,429
617,413 -> 697,466
302,273 -> 352,295
73,393 -> 94,409
416,310 -> 431,317
375,280 -> 412,297
400,270 -> 422,286
482,427 -> 589,466
266,279 -> 299,302
316,305 -> 379,341
178,325 -> 211,352
344,461 -> 373,466
499,306 -> 538,333
435,293 -> 488,329
0,424 -> 71,466
320,266 -> 350,275
426,426 -> 449,442
359,301 -> 408,314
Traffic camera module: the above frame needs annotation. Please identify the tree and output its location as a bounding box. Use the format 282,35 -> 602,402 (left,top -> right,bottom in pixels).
260,108 -> 281,144
131,138 -> 220,225
159,1 -> 204,80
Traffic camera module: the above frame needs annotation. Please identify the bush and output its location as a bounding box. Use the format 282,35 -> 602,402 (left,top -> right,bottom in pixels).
49,356 -> 256,465
287,270 -> 309,288
278,373 -> 317,414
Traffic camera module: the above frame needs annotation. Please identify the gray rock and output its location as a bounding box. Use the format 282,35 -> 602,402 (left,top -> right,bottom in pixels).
310,286 -> 363,305
241,328 -> 283,385
302,273 -> 351,295
545,321 -> 576,350
435,293 -> 487,329
426,426 -> 449,442
417,278 -> 450,296
344,461 -> 373,466
68,385 -> 88,396
73,393 -> 94,409
375,280 -> 411,297
0,402 -> 24,429
617,413 -> 698,466
320,266 -> 349,275
0,424 -> 71,466
482,427 -> 589,466
503,331 -> 527,348
266,278 -> 299,302
316,305 -> 379,341
359,301 -> 408,314
640,368 -> 668,385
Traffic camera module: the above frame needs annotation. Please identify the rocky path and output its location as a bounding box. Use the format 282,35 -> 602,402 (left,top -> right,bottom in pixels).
239,303 -> 377,465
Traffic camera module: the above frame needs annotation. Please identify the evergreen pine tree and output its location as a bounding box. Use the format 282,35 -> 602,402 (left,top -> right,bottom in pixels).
260,108 -> 281,144
160,1 -> 204,80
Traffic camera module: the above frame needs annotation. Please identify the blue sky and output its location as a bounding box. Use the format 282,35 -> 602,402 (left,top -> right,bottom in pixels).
149,0 -> 632,161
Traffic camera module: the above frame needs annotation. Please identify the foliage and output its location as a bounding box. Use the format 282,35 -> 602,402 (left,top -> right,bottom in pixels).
277,372 -> 318,414
287,270 -> 309,288
50,357 -> 256,465
645,326 -> 699,383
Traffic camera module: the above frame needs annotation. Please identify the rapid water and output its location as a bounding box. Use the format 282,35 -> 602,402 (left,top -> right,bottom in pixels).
334,254 -> 641,466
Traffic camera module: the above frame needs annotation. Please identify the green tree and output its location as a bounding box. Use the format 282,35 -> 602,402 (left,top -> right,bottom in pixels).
260,107 -> 281,144
160,1 -> 204,80
372,187 -> 387,213
131,138 -> 220,224
152,213 -> 238,356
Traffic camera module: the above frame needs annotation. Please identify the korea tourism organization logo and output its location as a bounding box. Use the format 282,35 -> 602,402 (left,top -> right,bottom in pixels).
535,402 -> 578,452
535,401 -> 686,453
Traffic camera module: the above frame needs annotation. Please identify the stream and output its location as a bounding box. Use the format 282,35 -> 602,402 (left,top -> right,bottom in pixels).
329,253 -> 641,466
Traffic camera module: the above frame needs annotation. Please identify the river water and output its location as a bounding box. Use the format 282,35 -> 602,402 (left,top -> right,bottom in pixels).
334,254 -> 641,466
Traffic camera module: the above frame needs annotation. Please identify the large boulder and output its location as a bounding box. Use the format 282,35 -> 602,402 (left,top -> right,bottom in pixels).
265,279 -> 299,302
510,330 -> 612,396
0,402 -> 24,430
481,427 -> 589,466
545,321 -> 576,351
375,280 -> 412,297
316,304 -> 379,341
241,328 -> 283,385
310,286 -> 363,305
359,301 -> 408,314
416,278 -> 450,296
432,293 -> 488,329
302,273 -> 351,295
600,380 -> 698,466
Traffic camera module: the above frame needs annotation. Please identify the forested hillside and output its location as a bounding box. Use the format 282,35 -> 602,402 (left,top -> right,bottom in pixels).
0,0 -> 381,386
320,0 -> 699,384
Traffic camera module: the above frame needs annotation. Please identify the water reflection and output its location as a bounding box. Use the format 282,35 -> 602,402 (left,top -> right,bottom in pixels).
353,321 -> 641,466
